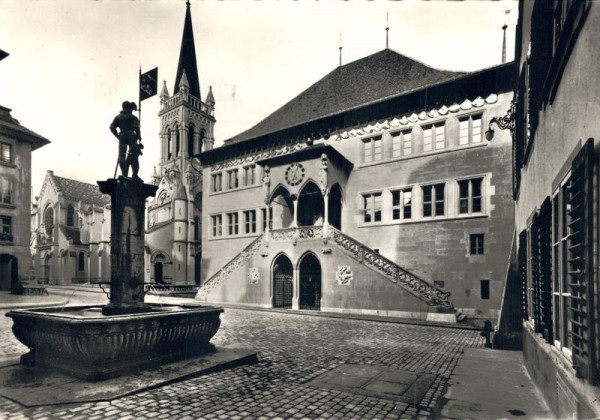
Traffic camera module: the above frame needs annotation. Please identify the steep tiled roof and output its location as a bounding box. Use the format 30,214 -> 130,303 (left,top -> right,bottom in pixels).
50,173 -> 110,207
227,49 -> 465,145
0,105 -> 50,150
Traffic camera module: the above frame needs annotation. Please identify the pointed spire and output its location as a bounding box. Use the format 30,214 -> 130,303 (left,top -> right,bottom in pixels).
160,80 -> 170,99
179,69 -> 190,91
174,0 -> 201,99
338,33 -> 343,67
385,12 -> 389,49
206,85 -> 215,106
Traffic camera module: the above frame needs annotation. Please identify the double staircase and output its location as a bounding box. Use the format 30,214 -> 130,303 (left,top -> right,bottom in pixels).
196,226 -> 452,310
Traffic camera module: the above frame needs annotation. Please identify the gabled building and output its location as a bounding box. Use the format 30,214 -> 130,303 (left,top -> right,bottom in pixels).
0,106 -> 49,291
144,1 -> 215,287
196,47 -> 515,321
32,170 -> 110,285
509,0 -> 600,417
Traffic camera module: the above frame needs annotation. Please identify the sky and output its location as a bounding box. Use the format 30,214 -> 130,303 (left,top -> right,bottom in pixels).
0,0 -> 518,198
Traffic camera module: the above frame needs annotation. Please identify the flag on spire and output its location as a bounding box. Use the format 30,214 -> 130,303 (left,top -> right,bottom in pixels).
140,67 -> 158,101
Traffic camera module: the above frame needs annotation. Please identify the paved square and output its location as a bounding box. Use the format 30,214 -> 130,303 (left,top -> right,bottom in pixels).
0,298 -> 484,419
307,364 -> 435,405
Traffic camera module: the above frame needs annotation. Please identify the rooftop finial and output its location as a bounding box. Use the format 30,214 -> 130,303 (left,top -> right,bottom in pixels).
386,12 -> 389,49
339,33 -> 342,67
186,0 -> 190,6
502,9 -> 510,63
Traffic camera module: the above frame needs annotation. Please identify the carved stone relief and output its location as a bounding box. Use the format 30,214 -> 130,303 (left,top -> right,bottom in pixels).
336,266 -> 353,285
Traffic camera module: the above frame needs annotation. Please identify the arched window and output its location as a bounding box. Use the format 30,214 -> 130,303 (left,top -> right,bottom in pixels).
44,206 -> 54,237
174,125 -> 180,157
78,252 -> 85,271
67,205 -> 75,227
167,128 -> 172,159
187,124 -> 195,158
199,129 -> 205,153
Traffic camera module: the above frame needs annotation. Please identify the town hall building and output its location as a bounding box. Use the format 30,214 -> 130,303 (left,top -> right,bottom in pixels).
195,45 -> 515,321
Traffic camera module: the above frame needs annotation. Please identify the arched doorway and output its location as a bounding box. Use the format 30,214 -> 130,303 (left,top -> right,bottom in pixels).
272,254 -> 293,308
298,181 -> 324,226
270,186 -> 294,230
153,253 -> 167,284
299,253 -> 321,310
328,183 -> 343,230
0,254 -> 17,292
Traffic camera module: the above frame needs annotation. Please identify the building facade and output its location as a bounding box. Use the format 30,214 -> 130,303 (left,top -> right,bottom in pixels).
32,170 -> 111,285
196,49 -> 515,320
144,2 -> 215,286
510,0 -> 600,417
0,106 -> 49,291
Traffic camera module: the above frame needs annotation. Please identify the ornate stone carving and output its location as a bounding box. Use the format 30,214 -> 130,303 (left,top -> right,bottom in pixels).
247,267 -> 260,285
319,154 -> 328,195
262,165 -> 271,204
321,247 -> 332,254
328,227 -> 452,308
336,266 -> 353,285
211,142 -> 307,172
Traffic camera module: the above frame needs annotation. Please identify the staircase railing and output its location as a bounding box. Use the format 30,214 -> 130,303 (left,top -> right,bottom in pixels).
197,234 -> 265,300
328,227 -> 452,308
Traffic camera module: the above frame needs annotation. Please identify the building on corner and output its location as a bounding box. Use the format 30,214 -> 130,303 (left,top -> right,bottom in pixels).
0,106 -> 49,292
507,0 -> 600,417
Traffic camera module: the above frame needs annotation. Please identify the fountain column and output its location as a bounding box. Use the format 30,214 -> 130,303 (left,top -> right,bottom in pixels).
98,177 -> 158,315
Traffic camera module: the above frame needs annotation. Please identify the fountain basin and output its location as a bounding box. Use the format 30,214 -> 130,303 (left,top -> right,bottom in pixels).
6,304 -> 223,380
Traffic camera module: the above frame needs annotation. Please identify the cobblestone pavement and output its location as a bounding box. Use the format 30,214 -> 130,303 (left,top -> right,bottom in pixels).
0,293 -> 483,419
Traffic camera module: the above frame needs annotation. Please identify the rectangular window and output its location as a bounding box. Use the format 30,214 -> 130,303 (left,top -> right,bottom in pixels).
228,169 -> 239,190
1,143 -> 12,163
435,123 -> 445,150
363,193 -> 382,223
423,183 -> 445,217
392,130 -> 412,158
423,127 -> 433,152
244,210 -> 257,234
458,177 -> 483,214
0,216 -> 11,241
227,212 -> 239,235
459,114 -> 483,145
363,136 -> 382,163
261,208 -> 273,232
211,215 -> 222,237
470,233 -> 484,255
391,188 -> 412,221
243,165 -> 256,186
0,177 -> 13,204
211,173 -> 222,193
423,123 -> 445,152
480,280 -> 490,300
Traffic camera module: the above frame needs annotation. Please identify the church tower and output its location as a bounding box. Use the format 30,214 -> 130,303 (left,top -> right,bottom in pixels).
145,0 -> 214,286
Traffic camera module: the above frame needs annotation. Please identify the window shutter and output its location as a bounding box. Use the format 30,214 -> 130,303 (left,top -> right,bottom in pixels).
539,197 -> 553,343
518,229 -> 529,320
568,138 -> 596,380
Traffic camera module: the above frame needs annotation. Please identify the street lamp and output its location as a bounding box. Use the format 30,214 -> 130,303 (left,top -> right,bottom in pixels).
485,105 -> 514,141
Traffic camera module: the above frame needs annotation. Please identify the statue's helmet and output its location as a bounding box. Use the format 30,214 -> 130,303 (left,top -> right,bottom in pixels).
122,101 -> 138,111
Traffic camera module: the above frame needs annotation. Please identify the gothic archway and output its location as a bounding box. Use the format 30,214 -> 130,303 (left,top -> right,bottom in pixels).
270,185 -> 294,230
328,183 -> 343,230
298,181 -> 324,226
299,253 -> 321,310
272,254 -> 293,309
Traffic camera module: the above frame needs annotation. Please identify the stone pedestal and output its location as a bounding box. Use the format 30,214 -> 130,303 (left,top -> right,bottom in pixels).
98,177 -> 158,315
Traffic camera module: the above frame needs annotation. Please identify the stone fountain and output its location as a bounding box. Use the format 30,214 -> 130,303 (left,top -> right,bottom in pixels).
6,103 -> 224,381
